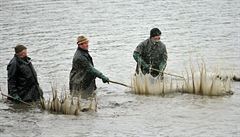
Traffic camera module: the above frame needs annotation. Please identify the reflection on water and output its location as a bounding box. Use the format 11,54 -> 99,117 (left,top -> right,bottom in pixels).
0,0 -> 240,136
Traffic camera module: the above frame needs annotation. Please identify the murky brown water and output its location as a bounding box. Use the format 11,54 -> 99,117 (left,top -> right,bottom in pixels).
0,0 -> 240,136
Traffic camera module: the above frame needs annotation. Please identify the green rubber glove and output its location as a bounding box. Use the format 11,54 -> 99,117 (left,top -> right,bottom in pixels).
14,95 -> 21,100
159,62 -> 166,72
143,64 -> 150,72
133,51 -> 149,72
13,95 -> 21,103
101,75 -> 110,83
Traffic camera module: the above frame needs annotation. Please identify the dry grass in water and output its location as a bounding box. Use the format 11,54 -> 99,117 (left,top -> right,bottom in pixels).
40,87 -> 97,115
131,71 -> 182,96
131,62 -> 233,96
182,62 -> 233,96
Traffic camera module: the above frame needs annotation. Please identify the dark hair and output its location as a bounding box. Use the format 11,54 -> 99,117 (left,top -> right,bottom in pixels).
150,28 -> 161,38
15,44 -> 27,53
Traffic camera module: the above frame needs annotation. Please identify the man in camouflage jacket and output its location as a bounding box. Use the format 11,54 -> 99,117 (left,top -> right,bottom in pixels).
133,28 -> 168,77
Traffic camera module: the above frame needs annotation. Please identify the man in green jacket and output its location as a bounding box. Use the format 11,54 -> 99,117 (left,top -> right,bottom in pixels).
69,36 -> 109,97
133,28 -> 168,78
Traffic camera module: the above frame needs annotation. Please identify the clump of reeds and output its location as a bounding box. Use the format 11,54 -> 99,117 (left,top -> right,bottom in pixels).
40,87 -> 97,115
182,62 -> 233,96
131,71 -> 181,96
131,61 -> 233,96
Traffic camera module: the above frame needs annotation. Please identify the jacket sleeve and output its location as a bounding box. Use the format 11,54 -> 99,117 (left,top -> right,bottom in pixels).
77,56 -> 106,79
133,51 -> 149,68
88,66 -> 106,79
7,60 -> 18,96
163,44 -> 168,63
133,42 -> 149,68
159,43 -> 168,71
134,42 -> 143,55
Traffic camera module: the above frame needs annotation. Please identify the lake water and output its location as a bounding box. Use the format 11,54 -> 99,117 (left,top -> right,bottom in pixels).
0,0 -> 240,136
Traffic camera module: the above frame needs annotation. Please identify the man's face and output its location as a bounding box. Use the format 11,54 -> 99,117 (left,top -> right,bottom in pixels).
80,41 -> 89,50
17,49 -> 27,58
152,35 -> 160,43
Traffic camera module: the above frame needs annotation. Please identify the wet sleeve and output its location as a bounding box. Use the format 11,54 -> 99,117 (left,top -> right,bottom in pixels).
77,57 -> 105,79
159,43 -> 168,71
163,43 -> 168,63
133,42 -> 143,63
133,42 -> 149,68
134,42 -> 144,54
88,67 -> 106,79
133,51 -> 148,68
7,61 -> 18,96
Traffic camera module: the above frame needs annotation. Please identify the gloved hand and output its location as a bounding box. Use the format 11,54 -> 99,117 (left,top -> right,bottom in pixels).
159,62 -> 166,72
133,52 -> 150,73
13,95 -> 21,103
101,75 -> 110,83
14,95 -> 21,100
142,63 -> 150,72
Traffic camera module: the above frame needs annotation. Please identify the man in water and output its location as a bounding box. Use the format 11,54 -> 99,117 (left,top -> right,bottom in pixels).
133,28 -> 168,78
7,45 -> 43,102
69,35 -> 109,97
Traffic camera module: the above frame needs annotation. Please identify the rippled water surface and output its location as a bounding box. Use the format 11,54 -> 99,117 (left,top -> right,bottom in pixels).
0,0 -> 240,136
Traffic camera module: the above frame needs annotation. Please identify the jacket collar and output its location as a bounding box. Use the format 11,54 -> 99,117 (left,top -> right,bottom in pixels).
148,38 -> 155,45
148,38 -> 161,46
78,47 -> 89,53
15,54 -> 31,64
